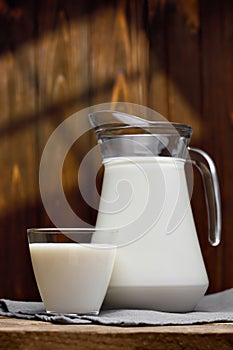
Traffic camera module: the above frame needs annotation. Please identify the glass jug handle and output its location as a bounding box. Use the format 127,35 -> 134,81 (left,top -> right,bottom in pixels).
188,147 -> 221,246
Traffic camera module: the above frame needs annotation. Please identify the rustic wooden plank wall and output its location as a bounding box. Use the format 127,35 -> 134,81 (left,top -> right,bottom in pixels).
0,0 -> 232,300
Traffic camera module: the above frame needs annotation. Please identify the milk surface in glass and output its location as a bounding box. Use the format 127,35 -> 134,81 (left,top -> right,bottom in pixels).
29,243 -> 116,314
93,156 -> 209,312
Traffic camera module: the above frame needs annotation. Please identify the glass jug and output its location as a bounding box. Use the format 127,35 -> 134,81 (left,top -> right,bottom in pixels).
89,110 -> 221,312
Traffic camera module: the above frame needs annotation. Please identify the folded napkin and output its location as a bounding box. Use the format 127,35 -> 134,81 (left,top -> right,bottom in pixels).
1,288 -> 233,326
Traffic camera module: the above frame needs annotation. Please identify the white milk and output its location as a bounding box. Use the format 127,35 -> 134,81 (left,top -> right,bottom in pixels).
93,156 -> 209,312
29,243 -> 116,314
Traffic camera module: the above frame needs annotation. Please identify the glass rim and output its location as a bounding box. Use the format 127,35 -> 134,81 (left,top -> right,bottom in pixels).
27,227 -> 118,234
96,122 -> 192,137
27,228 -> 118,249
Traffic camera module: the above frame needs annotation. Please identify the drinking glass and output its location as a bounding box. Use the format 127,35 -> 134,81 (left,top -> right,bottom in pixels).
27,228 -> 116,315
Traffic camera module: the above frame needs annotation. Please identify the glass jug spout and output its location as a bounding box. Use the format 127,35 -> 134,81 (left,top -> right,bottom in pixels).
89,110 -> 192,159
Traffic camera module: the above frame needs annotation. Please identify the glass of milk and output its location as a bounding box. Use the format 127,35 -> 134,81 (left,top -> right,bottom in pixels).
27,228 -> 116,315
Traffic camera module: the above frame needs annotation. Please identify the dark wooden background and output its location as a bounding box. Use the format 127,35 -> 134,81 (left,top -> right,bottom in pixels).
0,0 -> 232,301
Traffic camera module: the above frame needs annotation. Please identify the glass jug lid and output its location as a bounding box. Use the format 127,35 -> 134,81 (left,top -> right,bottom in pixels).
89,110 -> 193,159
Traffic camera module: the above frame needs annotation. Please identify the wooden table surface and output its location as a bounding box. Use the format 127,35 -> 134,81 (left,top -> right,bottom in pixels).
1,317 -> 233,350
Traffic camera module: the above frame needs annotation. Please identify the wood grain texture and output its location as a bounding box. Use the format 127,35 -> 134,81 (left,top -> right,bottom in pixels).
219,0 -> 233,292
89,0 -> 148,105
199,0 -> 230,292
1,318 -> 233,350
36,0 -> 92,227
148,0 -> 169,116
0,0 -> 39,300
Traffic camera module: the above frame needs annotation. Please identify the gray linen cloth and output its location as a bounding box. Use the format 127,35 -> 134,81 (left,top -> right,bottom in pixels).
1,288 -> 233,326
